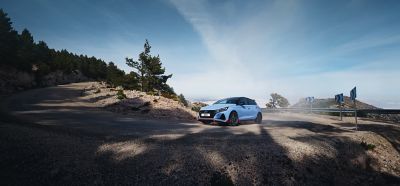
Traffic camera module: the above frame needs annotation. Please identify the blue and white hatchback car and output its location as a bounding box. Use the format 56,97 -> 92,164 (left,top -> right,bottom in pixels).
198,97 -> 262,125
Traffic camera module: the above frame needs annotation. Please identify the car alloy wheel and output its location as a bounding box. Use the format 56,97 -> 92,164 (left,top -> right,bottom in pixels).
229,112 -> 239,126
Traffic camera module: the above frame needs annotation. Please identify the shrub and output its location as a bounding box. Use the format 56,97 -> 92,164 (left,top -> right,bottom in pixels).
178,94 -> 189,107
162,92 -> 178,100
116,89 -> 127,100
361,141 -> 376,151
146,91 -> 156,96
191,106 -> 201,112
191,102 -> 208,112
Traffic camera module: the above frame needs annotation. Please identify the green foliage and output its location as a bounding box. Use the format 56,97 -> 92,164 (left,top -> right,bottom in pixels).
191,107 -> 200,112
116,89 -> 127,100
0,9 -> 109,78
122,71 -> 140,90
267,93 -> 290,108
0,10 -> 166,96
0,9 -> 19,66
106,62 -> 125,87
360,141 -> 376,151
0,9 -> 140,90
191,102 -> 208,112
126,39 -> 174,95
178,94 -> 189,107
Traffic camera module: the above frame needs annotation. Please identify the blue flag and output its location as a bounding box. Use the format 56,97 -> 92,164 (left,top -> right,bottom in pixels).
350,87 -> 357,101
335,93 -> 344,104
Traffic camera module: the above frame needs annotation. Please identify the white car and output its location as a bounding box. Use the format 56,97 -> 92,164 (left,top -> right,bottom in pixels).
198,97 -> 262,125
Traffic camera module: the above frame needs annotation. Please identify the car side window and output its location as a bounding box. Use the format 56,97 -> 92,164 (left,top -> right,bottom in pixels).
246,98 -> 256,105
238,98 -> 246,105
239,98 -> 248,105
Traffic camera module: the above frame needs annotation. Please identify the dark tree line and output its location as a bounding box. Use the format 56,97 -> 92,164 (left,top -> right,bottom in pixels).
0,9 -> 107,80
0,9 -> 176,97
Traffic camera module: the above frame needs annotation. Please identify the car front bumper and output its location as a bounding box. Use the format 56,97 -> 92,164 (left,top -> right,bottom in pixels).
198,111 -> 228,123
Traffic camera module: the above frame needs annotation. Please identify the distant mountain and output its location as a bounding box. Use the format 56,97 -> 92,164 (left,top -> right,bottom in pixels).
292,96 -> 379,109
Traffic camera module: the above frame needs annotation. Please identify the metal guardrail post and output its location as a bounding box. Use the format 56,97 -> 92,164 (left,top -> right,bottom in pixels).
354,100 -> 358,130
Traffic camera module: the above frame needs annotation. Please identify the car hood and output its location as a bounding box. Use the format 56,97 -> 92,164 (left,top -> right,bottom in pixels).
200,104 -> 235,111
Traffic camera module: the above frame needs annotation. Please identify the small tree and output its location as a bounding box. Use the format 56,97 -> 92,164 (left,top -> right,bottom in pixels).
126,39 -> 172,93
178,94 -> 189,107
267,93 -> 290,108
125,40 -> 150,92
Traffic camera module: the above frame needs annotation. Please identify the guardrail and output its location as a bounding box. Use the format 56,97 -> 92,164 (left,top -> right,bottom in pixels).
262,107 -> 400,129
262,108 -> 400,114
262,107 -> 355,113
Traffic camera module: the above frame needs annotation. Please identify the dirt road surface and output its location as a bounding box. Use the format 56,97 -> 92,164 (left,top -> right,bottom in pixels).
1,82 -> 399,185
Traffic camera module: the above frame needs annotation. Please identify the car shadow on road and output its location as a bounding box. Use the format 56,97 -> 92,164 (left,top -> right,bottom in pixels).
2,116 -> 400,185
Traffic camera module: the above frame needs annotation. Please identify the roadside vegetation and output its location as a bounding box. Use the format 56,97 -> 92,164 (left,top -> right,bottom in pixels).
266,93 -> 290,108
0,9 -> 183,99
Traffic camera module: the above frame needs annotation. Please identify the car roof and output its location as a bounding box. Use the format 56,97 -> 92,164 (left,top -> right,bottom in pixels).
225,97 -> 248,100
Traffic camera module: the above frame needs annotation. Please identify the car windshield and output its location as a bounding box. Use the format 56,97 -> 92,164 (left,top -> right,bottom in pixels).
214,98 -> 239,104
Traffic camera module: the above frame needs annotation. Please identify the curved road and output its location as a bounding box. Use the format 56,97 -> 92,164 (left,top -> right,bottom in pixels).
1,82 -> 283,138
1,82 -> 399,185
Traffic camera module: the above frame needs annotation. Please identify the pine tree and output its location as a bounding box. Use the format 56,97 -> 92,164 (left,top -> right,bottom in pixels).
0,9 -> 19,66
106,62 -> 125,87
126,39 -> 151,91
17,28 -> 35,70
126,39 -> 173,93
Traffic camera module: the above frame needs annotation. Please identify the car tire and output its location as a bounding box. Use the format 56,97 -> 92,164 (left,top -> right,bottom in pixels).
255,112 -> 262,124
228,111 -> 239,126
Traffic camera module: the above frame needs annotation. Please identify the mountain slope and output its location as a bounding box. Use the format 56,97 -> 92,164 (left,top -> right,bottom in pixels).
292,96 -> 379,109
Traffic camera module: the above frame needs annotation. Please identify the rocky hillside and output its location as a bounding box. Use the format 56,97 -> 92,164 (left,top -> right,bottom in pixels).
83,82 -> 197,121
292,96 -> 379,109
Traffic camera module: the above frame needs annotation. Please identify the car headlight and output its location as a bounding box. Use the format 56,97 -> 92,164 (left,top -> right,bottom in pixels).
216,107 -> 229,113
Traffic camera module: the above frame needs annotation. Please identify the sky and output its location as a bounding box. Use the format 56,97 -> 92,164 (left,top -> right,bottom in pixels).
1,0 -> 400,108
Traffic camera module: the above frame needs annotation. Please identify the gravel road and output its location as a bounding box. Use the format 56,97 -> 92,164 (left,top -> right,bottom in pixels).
1,82 -> 399,185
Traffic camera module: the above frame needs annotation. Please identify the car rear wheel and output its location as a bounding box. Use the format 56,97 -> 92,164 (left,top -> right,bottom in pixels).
255,112 -> 262,124
228,111 -> 239,126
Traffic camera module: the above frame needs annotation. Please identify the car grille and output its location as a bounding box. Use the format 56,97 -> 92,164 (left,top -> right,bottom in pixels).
199,110 -> 216,118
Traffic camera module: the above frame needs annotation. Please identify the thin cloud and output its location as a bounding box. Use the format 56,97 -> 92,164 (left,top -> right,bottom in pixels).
169,0 -> 400,108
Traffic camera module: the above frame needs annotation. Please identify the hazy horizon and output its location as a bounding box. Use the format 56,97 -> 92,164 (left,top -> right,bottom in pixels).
1,0 -> 400,108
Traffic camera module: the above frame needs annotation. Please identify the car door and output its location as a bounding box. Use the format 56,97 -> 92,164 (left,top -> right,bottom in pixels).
238,98 -> 251,120
247,98 -> 259,119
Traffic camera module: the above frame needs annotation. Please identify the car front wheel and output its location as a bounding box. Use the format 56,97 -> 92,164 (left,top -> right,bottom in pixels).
228,111 -> 239,126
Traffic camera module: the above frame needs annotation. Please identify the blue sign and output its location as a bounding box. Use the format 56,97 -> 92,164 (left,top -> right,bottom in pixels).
350,87 -> 357,101
305,97 -> 314,103
335,93 -> 344,104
